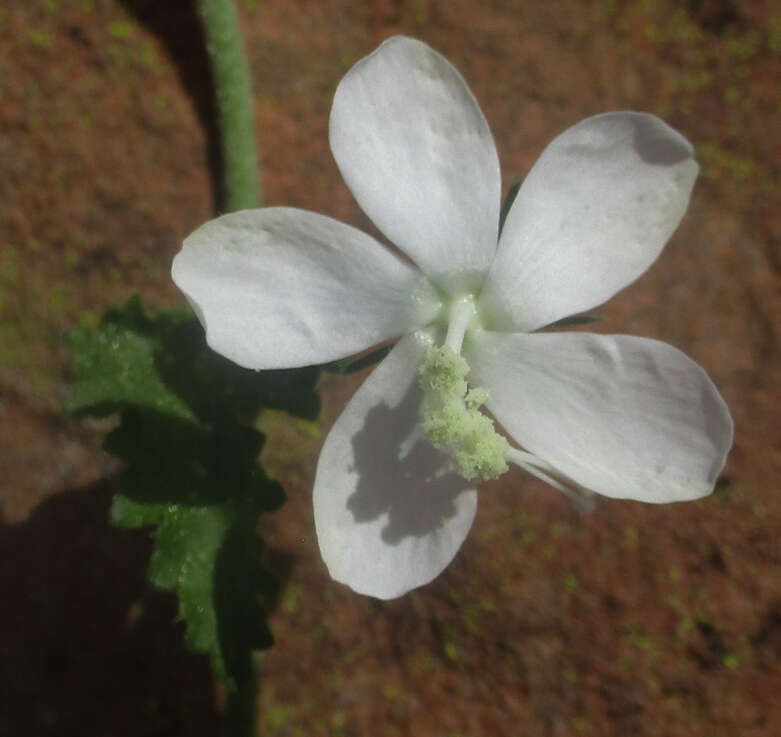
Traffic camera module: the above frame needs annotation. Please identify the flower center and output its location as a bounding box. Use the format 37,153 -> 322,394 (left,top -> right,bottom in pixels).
417,295 -> 509,481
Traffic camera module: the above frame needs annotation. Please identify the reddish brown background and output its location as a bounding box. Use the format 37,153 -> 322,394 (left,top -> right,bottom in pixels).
1,0 -> 779,735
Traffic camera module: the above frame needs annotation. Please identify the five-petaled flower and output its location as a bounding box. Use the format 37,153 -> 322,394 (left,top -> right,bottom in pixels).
172,36 -> 733,599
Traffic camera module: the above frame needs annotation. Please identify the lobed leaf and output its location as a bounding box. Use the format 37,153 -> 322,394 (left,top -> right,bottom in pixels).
66,296 -> 315,689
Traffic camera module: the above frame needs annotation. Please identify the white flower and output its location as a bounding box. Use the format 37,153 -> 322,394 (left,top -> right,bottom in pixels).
172,36 -> 733,599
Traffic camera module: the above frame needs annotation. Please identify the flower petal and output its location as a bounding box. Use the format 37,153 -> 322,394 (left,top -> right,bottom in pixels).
314,332 -> 478,599
172,207 -> 441,369
329,36 -> 501,295
465,331 -> 733,502
478,113 -> 699,332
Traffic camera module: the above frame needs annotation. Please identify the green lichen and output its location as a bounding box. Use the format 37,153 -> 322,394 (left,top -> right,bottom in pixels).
725,30 -> 761,62
26,29 -> 54,49
769,15 -> 781,53
108,21 -> 134,40
697,141 -> 757,183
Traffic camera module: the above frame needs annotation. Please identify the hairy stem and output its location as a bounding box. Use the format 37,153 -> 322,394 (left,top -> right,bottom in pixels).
197,7 -> 263,736
197,0 -> 262,211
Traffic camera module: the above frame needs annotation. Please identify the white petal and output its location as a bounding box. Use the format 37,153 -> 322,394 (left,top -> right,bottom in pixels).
478,112 -> 699,332
465,331 -> 733,502
329,36 -> 501,295
314,332 -> 478,599
172,207 -> 441,369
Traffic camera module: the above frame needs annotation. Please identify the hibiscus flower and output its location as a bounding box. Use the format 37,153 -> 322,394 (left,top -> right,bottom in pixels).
172,36 -> 733,599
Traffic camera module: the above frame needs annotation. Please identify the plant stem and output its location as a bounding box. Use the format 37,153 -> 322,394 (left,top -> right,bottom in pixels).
224,653 -> 262,737
196,9 -> 263,735
197,0 -> 262,211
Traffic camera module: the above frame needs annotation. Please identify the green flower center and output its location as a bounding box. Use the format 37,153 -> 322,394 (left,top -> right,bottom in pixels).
417,296 -> 509,482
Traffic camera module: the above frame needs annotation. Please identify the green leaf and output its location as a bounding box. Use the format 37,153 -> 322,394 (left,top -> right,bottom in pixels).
65,295 -> 320,422
112,492 -> 278,688
108,407 -> 282,688
65,297 -> 195,420
65,296 -> 317,689
152,505 -> 275,686
110,492 -> 167,529
105,408 -> 284,510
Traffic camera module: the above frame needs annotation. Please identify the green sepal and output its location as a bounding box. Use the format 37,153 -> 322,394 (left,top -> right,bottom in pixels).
547,314 -> 602,328
498,176 -> 522,236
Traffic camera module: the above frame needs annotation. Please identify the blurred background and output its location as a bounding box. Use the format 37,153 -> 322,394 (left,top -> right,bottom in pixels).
1,0 -> 779,734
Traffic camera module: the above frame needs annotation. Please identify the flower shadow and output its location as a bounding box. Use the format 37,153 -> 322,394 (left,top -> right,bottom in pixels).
345,376 -> 473,545
118,0 -> 222,209
0,479 -> 221,736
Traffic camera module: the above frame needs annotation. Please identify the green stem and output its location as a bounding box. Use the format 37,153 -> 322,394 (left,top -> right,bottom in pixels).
224,652 -> 262,737
196,9 -> 262,735
197,0 -> 262,211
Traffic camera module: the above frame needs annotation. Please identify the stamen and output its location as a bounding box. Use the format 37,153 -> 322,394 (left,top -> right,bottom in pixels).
418,344 -> 509,482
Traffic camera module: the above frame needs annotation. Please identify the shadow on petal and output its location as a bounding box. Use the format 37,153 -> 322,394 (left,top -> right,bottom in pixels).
631,114 -> 693,165
345,376 -> 473,545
